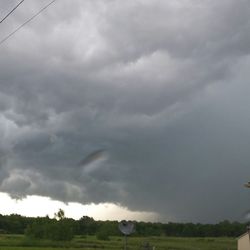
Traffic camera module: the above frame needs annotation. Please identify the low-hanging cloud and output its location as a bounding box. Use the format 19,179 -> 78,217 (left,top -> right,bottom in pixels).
0,0 -> 250,222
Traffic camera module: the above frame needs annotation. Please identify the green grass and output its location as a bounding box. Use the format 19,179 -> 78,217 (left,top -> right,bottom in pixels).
0,234 -> 237,250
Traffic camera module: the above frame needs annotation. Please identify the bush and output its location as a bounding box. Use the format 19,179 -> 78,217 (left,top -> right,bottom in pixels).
25,220 -> 74,241
96,229 -> 110,241
48,221 -> 74,241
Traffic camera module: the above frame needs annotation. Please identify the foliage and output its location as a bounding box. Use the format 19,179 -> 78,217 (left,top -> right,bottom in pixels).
96,224 -> 110,241
46,220 -> 74,241
96,230 -> 110,241
0,212 -> 247,239
25,210 -> 74,241
77,216 -> 97,235
54,209 -> 65,220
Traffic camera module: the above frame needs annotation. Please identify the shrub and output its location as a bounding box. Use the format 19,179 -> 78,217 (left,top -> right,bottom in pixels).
25,220 -> 74,241
96,229 -> 110,241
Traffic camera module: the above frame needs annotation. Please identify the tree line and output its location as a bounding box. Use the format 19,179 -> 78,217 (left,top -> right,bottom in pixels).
0,211 -> 247,241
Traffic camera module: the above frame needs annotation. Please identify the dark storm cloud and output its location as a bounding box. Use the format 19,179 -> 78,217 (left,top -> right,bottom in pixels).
0,0 -> 250,222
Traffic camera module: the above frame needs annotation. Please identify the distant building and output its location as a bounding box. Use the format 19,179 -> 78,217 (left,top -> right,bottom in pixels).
238,232 -> 250,250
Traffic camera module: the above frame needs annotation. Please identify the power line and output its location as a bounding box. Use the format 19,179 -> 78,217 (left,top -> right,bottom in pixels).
0,0 -> 25,24
0,0 -> 57,46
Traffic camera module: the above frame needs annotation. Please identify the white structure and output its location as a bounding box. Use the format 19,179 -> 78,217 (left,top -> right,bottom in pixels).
238,232 -> 250,250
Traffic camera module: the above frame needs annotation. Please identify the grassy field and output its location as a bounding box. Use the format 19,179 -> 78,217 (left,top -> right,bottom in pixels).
0,234 -> 237,250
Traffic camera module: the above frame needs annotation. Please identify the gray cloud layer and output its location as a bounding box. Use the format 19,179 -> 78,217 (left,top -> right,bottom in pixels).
0,0 -> 250,222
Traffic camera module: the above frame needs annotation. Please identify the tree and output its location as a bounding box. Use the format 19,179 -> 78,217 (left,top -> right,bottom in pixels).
78,216 -> 97,235
26,210 -> 74,241
54,209 -> 65,220
96,227 -> 110,241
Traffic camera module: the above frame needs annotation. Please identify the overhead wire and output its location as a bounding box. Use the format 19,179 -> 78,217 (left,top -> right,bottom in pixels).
0,0 -> 57,46
0,0 -> 25,24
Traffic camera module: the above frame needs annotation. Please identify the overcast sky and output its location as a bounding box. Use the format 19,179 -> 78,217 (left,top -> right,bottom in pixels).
0,0 -> 250,223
